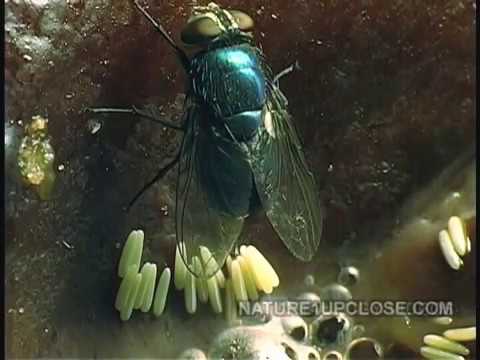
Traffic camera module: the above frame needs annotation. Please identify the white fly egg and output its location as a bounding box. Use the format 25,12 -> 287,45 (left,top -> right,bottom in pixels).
153,267 -> 171,317
447,216 -> 467,256
207,275 -> 223,314
174,242 -> 188,290
423,335 -> 469,356
444,326 -> 476,342
438,230 -> 463,270
185,269 -> 197,314
118,230 -> 144,278
420,346 -> 465,360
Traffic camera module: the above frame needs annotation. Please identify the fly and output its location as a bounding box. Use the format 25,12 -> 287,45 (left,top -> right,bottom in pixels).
89,1 -> 323,277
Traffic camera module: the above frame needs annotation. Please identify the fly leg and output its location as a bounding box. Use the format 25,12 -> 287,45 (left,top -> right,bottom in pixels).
132,0 -> 190,70
273,60 -> 301,88
126,150 -> 182,211
86,106 -> 185,131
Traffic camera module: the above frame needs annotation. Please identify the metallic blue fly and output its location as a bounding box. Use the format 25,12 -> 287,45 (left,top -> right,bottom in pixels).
90,1 -> 323,277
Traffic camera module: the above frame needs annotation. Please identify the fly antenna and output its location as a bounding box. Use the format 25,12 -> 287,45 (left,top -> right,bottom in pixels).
133,0 -> 190,70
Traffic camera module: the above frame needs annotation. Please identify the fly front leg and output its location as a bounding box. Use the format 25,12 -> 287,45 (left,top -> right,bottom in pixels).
86,106 -> 185,131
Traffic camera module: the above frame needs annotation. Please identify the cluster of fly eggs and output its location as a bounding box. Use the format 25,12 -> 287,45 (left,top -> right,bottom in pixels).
421,327 -> 475,360
174,243 -> 280,321
17,115 -> 56,199
438,216 -> 471,271
115,230 -> 172,321
115,232 -> 281,322
420,215 -> 475,359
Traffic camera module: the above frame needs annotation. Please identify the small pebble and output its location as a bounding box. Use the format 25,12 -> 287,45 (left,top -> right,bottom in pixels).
304,274 -> 315,287
319,283 -> 352,301
297,292 -> 321,303
353,324 -> 366,337
337,266 -> 360,286
178,348 -> 207,360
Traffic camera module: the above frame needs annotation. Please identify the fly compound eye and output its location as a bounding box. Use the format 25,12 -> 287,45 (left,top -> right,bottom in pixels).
181,16 -> 222,45
229,10 -> 254,31
181,8 -> 254,45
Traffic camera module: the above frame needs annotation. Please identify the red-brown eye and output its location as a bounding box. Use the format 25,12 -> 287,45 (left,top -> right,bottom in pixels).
181,16 -> 221,45
229,10 -> 254,31
181,9 -> 254,45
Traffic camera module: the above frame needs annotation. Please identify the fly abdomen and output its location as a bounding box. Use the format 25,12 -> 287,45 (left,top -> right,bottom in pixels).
223,110 -> 263,141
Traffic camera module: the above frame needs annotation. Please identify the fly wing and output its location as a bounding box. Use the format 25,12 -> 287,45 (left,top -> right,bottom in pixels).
249,83 -> 323,261
176,98 -> 247,278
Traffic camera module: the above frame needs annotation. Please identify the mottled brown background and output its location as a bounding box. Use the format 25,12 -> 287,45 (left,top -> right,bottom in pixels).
5,0 -> 475,358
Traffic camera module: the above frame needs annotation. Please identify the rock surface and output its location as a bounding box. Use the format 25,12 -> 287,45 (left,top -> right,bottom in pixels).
5,0 -> 475,358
